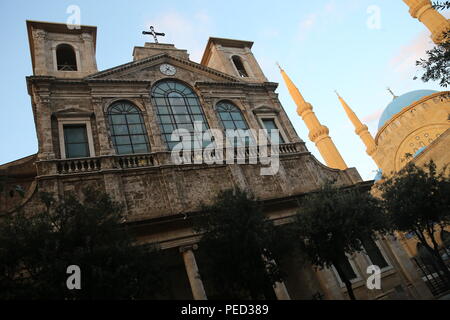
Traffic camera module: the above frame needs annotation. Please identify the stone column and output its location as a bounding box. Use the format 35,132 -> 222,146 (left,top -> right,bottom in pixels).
32,88 -> 55,161
383,234 -> 433,299
273,281 -> 291,300
81,33 -> 98,73
262,252 -> 291,300
31,29 -> 48,75
92,98 -> 114,156
180,245 -> 208,300
141,96 -> 166,153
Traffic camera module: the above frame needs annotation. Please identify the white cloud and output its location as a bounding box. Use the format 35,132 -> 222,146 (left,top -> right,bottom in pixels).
144,10 -> 214,63
362,108 -> 384,124
301,13 -> 318,29
296,0 -> 346,41
324,0 -> 337,13
389,31 -> 434,79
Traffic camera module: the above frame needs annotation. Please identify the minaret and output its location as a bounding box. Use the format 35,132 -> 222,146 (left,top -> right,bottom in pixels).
278,64 -> 348,170
403,0 -> 450,44
335,91 -> 380,167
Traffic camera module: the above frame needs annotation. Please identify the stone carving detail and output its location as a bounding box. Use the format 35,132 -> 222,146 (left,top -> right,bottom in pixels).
32,29 -> 47,40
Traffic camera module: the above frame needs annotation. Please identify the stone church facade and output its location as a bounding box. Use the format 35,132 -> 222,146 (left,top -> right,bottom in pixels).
0,20 -> 433,300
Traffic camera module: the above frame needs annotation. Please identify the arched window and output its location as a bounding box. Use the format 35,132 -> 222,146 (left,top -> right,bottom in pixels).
151,81 -> 209,150
232,56 -> 248,78
107,101 -> 150,155
56,44 -> 77,71
216,101 -> 253,146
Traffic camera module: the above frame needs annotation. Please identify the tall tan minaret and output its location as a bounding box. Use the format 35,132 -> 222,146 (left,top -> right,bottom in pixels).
335,91 -> 380,167
403,0 -> 450,44
278,64 -> 348,170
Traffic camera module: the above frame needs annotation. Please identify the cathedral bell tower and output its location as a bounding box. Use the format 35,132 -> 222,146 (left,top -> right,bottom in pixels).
26,20 -> 98,78
201,37 -> 268,82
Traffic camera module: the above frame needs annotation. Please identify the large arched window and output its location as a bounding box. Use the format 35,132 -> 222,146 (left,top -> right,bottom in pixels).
56,44 -> 77,71
151,80 -> 209,150
107,101 -> 150,155
216,101 -> 253,146
232,56 -> 248,78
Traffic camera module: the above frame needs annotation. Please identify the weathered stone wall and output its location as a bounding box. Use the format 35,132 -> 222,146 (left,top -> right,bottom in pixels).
28,57 -> 301,163
15,151 -> 356,223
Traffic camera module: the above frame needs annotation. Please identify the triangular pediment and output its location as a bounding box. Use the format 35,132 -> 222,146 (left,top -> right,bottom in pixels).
85,53 -> 240,83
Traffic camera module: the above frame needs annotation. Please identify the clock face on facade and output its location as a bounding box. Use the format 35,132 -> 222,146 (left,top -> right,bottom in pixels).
159,64 -> 177,76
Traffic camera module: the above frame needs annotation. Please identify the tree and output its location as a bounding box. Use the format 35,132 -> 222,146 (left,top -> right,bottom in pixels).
433,0 -> 450,10
294,184 -> 387,300
415,1 -> 450,87
0,172 -> 25,199
194,189 -> 296,300
378,161 -> 450,282
0,188 -> 163,300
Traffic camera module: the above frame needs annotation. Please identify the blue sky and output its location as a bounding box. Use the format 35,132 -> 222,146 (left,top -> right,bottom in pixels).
0,0 -> 444,180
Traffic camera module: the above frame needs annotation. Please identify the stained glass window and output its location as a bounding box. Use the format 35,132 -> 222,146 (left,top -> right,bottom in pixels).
107,101 -> 150,155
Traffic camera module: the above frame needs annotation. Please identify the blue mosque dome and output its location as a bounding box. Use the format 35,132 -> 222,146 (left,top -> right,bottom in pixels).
378,90 -> 438,130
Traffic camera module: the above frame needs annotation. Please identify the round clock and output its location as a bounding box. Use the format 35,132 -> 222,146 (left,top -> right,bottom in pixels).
160,64 -> 177,76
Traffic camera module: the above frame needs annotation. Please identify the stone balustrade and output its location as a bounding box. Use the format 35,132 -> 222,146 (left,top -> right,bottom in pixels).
56,158 -> 102,174
114,154 -> 155,169
38,142 -> 306,177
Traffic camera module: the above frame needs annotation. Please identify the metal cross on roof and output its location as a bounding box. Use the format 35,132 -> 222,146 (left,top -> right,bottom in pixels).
142,26 -> 165,44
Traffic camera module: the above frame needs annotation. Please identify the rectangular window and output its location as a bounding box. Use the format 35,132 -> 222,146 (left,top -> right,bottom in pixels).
336,258 -> 358,281
362,238 -> 389,269
63,124 -> 90,159
261,118 -> 285,144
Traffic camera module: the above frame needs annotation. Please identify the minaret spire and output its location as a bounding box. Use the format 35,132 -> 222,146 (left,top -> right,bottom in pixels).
278,64 -> 348,170
403,0 -> 450,44
335,91 -> 380,167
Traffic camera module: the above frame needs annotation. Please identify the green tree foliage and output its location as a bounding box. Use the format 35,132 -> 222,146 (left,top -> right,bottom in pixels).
378,161 -> 450,282
0,188 -> 163,300
295,184 -> 387,300
194,189 -> 297,300
433,0 -> 450,10
415,1 -> 450,87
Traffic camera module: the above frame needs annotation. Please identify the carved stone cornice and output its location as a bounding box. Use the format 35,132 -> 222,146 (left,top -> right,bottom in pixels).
32,29 -> 47,40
